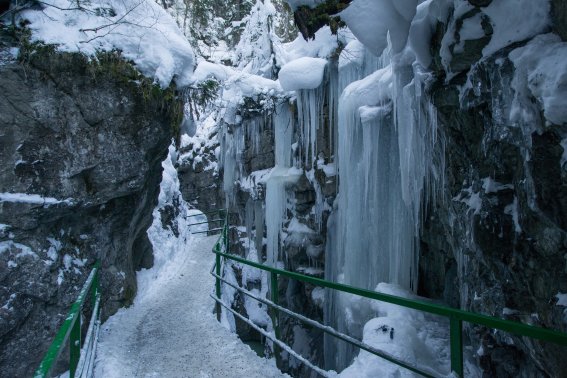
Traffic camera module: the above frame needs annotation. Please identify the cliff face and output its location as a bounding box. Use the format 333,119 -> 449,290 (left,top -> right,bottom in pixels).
175,0 -> 567,376
420,3 -> 567,375
0,35 -> 178,376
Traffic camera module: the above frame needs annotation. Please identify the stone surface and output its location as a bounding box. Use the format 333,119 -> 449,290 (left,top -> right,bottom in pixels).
423,33 -> 567,378
0,38 -> 176,376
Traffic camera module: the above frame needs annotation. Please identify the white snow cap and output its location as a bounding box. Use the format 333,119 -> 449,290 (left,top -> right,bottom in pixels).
20,0 -> 195,88
278,57 -> 327,91
340,0 -> 418,54
510,33 -> 567,126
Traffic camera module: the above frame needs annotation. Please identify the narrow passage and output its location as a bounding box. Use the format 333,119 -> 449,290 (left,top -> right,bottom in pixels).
94,235 -> 285,378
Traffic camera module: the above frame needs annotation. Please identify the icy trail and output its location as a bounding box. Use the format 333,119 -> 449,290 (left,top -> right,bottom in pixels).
94,235 -> 285,378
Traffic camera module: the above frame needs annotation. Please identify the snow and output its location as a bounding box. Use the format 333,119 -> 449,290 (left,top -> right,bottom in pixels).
278,57 -> 327,91
287,217 -> 315,234
95,235 -> 285,377
481,0 -> 550,58
0,192 -> 72,205
454,184 -> 483,215
556,293 -> 567,324
504,197 -> 522,234
20,0 -> 195,88
556,293 -> 567,307
0,241 -> 38,259
285,0 -> 326,11
282,26 -> 339,62
317,159 -> 336,177
190,60 -> 284,109
341,65 -> 393,109
509,33 -> 567,126
439,0 -> 473,76
46,237 -> 62,262
482,177 -> 514,193
338,283 -> 449,377
339,0 -> 417,54
408,0 -> 438,68
311,287 -> 325,308
339,40 -> 366,71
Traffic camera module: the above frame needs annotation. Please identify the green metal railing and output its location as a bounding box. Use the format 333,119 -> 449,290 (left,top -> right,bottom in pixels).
210,216 -> 567,377
35,262 -> 101,378
186,208 -> 227,235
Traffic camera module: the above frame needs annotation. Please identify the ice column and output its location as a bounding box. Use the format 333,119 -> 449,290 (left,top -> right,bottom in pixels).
265,103 -> 296,266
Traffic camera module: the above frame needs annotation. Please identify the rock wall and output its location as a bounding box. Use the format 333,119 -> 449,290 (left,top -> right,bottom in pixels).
420,3 -> 567,375
0,35 -> 178,376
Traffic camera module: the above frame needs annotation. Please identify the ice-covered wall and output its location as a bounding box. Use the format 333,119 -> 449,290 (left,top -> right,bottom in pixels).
178,0 -> 567,376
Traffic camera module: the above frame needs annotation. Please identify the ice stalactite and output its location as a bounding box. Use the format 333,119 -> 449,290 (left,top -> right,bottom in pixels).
324,42 -> 443,371
297,87 -> 324,167
220,123 -> 244,207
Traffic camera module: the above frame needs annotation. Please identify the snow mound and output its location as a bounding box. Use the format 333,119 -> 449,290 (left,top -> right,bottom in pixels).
338,283 -> 449,377
342,65 -> 393,109
20,0 -> 194,88
482,0 -> 550,58
509,33 -> 567,126
339,0 -> 417,54
278,57 -> 327,91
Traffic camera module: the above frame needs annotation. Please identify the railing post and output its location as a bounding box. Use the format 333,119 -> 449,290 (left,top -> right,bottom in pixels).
69,315 -> 81,378
270,271 -> 281,368
450,315 -> 464,377
223,209 -> 229,255
215,251 -> 222,322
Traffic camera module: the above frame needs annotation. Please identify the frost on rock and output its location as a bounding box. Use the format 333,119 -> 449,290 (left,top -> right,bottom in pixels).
278,57 -> 327,91
20,0 -> 195,88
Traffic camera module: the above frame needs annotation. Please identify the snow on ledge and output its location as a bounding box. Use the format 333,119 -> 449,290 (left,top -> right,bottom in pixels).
278,57 -> 327,91
20,0 -> 195,88
0,192 -> 73,205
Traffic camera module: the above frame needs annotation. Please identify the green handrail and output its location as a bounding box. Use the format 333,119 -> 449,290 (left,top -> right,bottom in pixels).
35,262 -> 101,378
211,217 -> 567,377
187,208 -> 227,235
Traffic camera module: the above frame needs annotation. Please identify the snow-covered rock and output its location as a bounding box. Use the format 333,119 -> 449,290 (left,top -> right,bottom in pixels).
20,0 -> 195,88
278,57 -> 328,91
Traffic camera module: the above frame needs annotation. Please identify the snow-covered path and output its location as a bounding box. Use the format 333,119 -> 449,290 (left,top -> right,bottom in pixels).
94,235 -> 285,378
